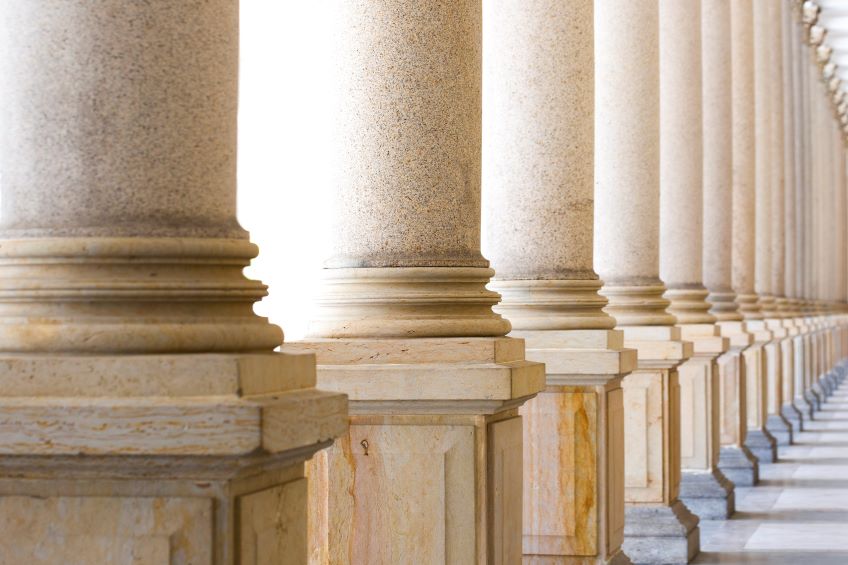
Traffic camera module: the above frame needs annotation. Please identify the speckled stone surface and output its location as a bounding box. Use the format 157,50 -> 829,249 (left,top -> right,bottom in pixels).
482,0 -> 595,282
594,0 -> 662,287
659,0 -> 716,325
326,0 -> 486,269
753,0 -> 774,298
731,0 -> 764,320
595,0 -> 676,327
659,0 -> 706,290
767,0 -> 786,300
0,1 -> 243,239
703,0 -> 743,322
781,3 -> 799,304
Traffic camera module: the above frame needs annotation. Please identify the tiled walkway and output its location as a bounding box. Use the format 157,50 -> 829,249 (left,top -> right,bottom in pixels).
695,382 -> 848,564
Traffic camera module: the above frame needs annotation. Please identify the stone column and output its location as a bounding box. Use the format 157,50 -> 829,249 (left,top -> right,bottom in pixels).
790,6 -> 816,424
482,1 -> 636,563
283,3 -> 545,563
659,0 -> 733,521
779,0 -> 804,434
755,0 -> 794,447
0,3 -> 347,563
732,0 -> 778,465
703,0 -> 759,489
596,0 -> 697,562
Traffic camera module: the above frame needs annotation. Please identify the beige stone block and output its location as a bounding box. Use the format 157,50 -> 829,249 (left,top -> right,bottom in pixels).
310,414 -> 521,564
0,495 -> 213,564
623,369 -> 680,504
296,337 -> 543,564
718,350 -> 746,447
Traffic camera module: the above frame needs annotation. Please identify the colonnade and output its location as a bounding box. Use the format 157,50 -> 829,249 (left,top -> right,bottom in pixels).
0,1 -> 846,564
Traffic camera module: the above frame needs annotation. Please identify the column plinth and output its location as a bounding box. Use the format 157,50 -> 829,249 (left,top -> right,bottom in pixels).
0,3 -> 347,562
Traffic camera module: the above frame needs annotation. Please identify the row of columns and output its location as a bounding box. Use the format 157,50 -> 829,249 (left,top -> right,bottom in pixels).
1,1 -> 847,564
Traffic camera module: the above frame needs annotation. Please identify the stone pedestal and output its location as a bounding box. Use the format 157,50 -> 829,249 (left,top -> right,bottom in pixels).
288,336 -> 544,564
716,322 -> 759,486
0,353 -> 346,564
513,328 -> 636,565
740,320 -> 779,463
763,318 -> 794,445
620,327 -> 698,565
677,326 -> 733,519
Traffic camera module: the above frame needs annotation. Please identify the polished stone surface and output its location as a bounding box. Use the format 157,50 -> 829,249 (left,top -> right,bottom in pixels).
694,383 -> 848,564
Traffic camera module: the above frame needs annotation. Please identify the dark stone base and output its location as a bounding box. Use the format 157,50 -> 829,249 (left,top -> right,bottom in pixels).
765,414 -> 793,446
794,394 -> 814,421
781,402 -> 803,433
745,428 -> 777,463
623,500 -> 699,565
806,387 -> 823,413
525,549 -> 634,564
679,469 -> 735,520
718,445 -> 759,487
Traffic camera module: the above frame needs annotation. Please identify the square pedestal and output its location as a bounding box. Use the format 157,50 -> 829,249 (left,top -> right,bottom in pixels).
0,352 -> 347,564
514,329 -> 637,565
715,322 -> 758,488
677,325 -> 732,520
619,326 -> 697,565
285,337 -> 545,564
742,325 -> 778,464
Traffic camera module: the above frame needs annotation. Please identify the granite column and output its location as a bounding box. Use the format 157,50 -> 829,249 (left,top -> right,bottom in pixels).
703,0 -> 760,489
732,0 -> 779,465
659,0 -> 733,521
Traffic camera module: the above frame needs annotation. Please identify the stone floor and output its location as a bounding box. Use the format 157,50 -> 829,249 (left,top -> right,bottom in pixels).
694,383 -> 848,564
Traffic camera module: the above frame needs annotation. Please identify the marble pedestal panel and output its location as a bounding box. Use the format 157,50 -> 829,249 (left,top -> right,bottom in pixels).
763,320 -> 793,446
677,325 -> 733,520
792,320 -> 814,422
779,321 -> 804,433
743,322 -> 778,463
0,353 -> 347,564
515,329 -> 637,565
619,326 -> 698,565
286,337 -> 545,564
715,322 -> 759,487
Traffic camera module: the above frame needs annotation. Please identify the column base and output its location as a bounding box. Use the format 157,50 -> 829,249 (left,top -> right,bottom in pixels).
765,414 -> 793,446
793,394 -> 814,422
822,371 -> 839,396
805,387 -> 823,413
622,500 -> 699,565
679,469 -> 735,520
745,428 -> 777,463
718,445 -> 759,487
781,402 -> 804,433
